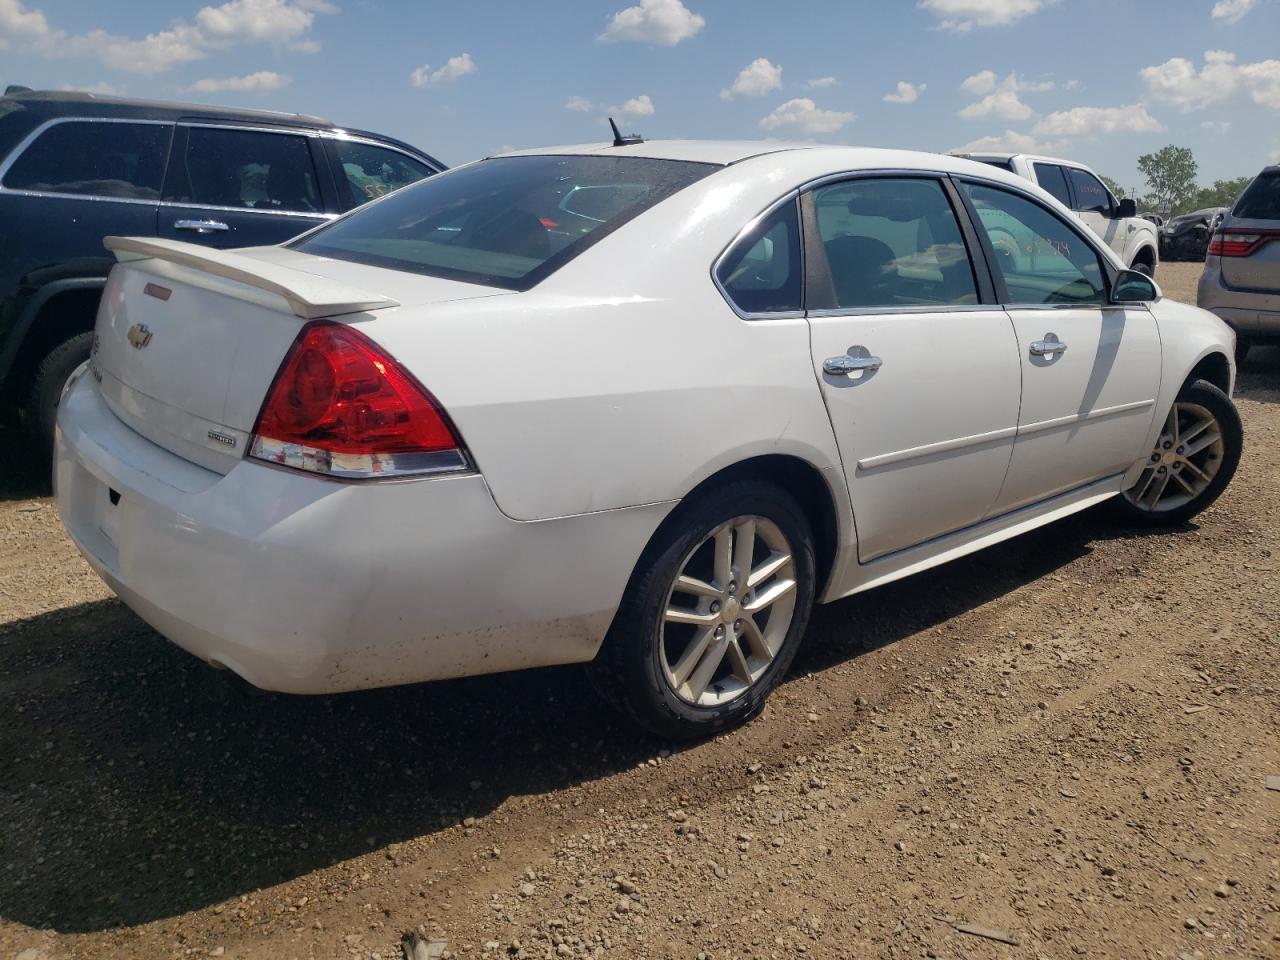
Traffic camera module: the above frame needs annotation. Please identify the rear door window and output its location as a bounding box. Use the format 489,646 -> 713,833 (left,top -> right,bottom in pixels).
295,155 -> 715,290
2,120 -> 171,199
1233,172 -> 1280,219
328,139 -> 435,210
807,177 -> 978,310
1032,163 -> 1072,207
715,199 -> 802,315
164,126 -> 321,213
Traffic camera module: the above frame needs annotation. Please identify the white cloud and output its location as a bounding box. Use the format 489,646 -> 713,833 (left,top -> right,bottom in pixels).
1211,0 -> 1257,22
959,88 -> 1035,120
1201,119 -> 1232,132
921,0 -> 1054,31
808,76 -> 836,88
952,129 -> 1063,154
189,70 -> 290,93
1142,50 -> 1280,110
1031,103 -> 1164,137
883,80 -> 925,104
958,71 -> 1056,120
608,94 -> 656,119
721,57 -> 782,99
410,52 -> 477,88
0,0 -> 331,74
565,95 -> 594,112
759,98 -> 854,135
598,0 -> 704,45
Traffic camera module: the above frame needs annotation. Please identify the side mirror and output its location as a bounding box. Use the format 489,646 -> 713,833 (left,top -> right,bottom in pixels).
1112,269 -> 1158,303
1116,197 -> 1137,219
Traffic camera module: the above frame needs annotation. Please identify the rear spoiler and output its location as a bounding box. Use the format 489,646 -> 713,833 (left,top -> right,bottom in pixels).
104,236 -> 399,320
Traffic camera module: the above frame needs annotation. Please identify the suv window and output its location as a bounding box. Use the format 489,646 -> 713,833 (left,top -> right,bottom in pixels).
961,182 -> 1107,305
715,200 -> 802,315
1066,168 -> 1112,215
294,155 -> 715,290
809,177 -> 977,310
2,120 -> 170,200
1032,163 -> 1072,207
330,139 -> 434,210
1234,171 -> 1280,220
164,126 -> 321,213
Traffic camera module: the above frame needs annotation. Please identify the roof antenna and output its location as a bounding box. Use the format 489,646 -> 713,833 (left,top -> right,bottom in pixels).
608,117 -> 643,147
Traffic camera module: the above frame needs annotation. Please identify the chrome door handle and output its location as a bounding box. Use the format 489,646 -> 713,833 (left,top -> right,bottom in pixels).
823,354 -> 883,376
1029,335 -> 1068,357
174,219 -> 229,233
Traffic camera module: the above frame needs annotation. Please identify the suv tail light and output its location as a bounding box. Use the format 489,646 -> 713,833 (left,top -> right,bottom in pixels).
1207,230 -> 1279,257
249,321 -> 469,479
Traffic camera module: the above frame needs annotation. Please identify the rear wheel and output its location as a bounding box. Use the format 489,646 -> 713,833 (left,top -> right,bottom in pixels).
590,479 -> 816,740
1115,379 -> 1242,526
21,332 -> 94,459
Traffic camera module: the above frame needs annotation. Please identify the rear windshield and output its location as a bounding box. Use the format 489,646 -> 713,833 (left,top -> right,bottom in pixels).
1233,172 -> 1280,220
974,158 -> 1015,173
294,154 -> 716,290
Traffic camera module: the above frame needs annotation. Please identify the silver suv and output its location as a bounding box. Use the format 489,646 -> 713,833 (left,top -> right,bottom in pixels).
1198,165 -> 1280,363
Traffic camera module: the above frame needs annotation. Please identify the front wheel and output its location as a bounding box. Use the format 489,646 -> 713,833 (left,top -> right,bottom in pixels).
21,331 -> 94,459
590,479 -> 816,740
1115,379 -> 1242,526
1131,259 -> 1155,278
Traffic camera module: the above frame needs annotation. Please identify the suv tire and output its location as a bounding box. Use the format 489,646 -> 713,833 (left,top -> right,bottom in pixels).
22,332 -> 93,457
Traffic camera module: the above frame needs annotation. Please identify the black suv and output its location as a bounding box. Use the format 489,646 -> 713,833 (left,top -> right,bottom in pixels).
0,87 -> 444,452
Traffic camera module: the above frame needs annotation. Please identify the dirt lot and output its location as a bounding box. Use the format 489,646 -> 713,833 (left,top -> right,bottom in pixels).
1,262 -> 1278,960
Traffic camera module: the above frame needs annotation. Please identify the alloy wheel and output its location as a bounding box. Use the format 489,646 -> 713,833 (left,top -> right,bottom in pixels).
1123,401 -> 1225,513
659,516 -> 798,708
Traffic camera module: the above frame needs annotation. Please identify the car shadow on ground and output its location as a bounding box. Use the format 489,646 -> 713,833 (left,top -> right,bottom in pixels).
1237,343 -> 1280,401
0,491 -> 1193,934
0,426 -> 49,502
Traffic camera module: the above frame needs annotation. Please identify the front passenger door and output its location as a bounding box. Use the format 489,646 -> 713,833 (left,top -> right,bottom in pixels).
958,180 -> 1161,514
803,176 -> 1022,562
1066,167 -> 1124,259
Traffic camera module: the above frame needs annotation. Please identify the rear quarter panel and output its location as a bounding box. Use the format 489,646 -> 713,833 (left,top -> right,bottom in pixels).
360,155 -> 847,522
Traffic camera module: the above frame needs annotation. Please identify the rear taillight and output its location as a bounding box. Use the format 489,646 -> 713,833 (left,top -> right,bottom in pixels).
249,321 -> 468,479
1207,230 -> 1279,257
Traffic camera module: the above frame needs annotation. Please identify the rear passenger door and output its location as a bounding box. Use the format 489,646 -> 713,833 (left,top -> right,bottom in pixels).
957,179 -> 1160,513
158,125 -> 333,248
802,175 -> 1022,562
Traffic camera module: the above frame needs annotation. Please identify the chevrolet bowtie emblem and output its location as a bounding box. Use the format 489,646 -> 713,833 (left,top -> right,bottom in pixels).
127,323 -> 153,350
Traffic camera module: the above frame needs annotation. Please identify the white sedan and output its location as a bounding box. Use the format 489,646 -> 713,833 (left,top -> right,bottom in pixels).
55,140 -> 1243,739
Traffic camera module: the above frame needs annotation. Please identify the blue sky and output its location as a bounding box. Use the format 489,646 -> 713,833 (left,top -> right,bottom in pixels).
3,0 -> 1279,192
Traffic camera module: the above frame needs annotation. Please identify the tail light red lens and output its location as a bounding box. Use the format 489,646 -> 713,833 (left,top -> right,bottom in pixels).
1207,230 -> 1278,257
249,321 -> 468,479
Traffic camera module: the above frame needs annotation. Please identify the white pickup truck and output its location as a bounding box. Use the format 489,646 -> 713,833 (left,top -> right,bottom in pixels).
953,152 -> 1159,276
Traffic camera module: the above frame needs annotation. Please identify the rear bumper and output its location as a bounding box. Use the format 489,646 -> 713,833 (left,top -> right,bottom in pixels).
1198,263 -> 1280,335
55,374 -> 670,694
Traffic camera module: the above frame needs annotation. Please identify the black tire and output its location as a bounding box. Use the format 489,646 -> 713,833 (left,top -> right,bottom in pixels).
589,479 -> 816,740
1131,259 -> 1154,278
1113,378 -> 1242,527
21,331 -> 93,458
1234,335 -> 1251,366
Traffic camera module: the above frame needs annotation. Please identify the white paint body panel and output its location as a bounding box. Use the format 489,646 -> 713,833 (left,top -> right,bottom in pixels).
55,141 -> 1237,695
807,308 -> 1021,561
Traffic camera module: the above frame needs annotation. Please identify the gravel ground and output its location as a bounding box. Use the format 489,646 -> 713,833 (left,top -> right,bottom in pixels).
2,262 -> 1278,960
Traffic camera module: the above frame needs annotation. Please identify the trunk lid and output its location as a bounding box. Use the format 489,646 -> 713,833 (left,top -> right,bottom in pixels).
92,239 -> 507,473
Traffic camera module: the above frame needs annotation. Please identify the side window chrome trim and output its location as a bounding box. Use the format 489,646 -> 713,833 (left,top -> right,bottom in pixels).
0,115 -> 175,199
807,304 -> 1006,319
710,189 -> 803,321
158,199 -> 338,220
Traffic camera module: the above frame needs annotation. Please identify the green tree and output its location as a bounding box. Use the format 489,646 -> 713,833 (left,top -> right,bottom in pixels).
1190,176 -> 1254,211
1138,145 -> 1198,217
1099,175 -> 1127,200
